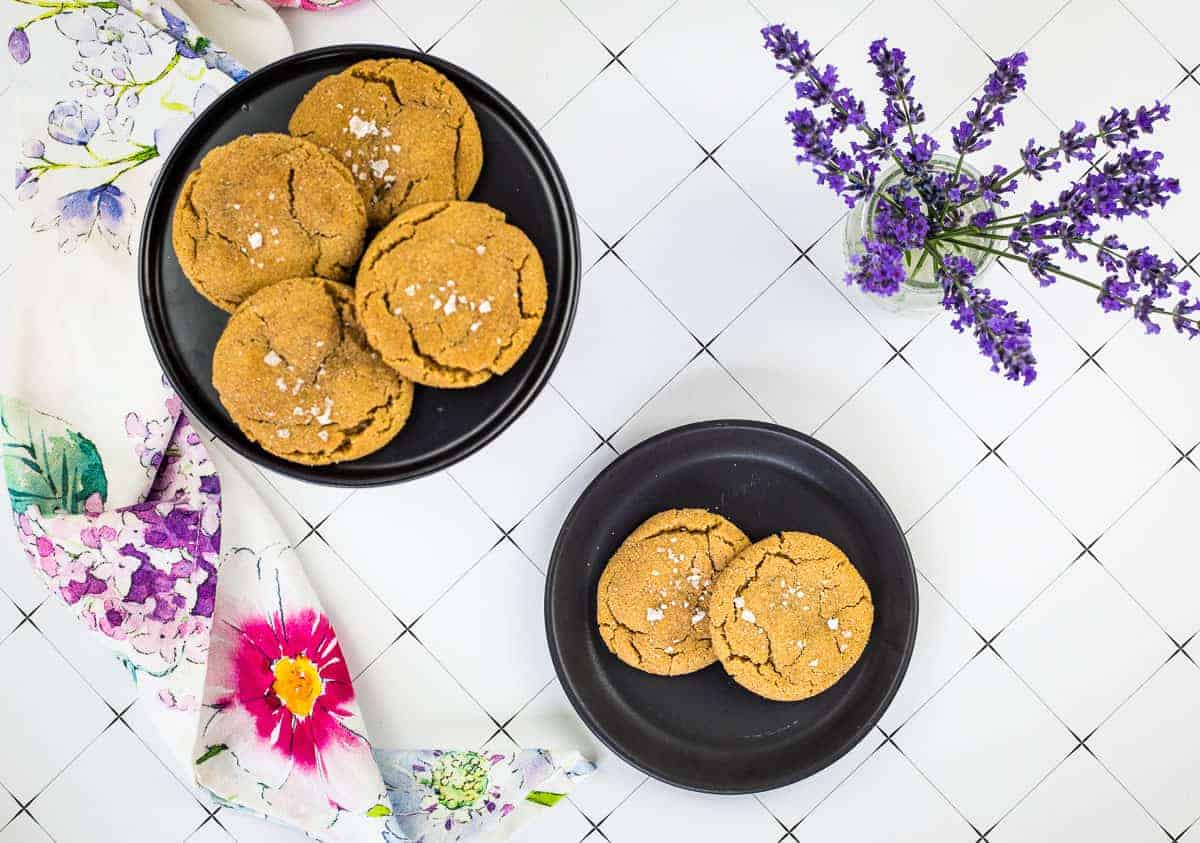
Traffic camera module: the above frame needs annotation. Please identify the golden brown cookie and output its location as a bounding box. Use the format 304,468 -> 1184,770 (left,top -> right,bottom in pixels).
212,277 -> 413,465
172,133 -> 367,312
355,201 -> 548,388
596,509 -> 751,677
710,532 -> 873,701
288,58 -> 483,227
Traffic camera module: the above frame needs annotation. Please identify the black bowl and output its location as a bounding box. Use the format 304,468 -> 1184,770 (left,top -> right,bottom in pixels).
545,420 -> 918,794
140,45 -> 580,486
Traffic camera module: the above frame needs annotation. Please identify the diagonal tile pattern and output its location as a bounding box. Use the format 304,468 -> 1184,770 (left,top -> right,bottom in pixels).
3,0 -> 1200,839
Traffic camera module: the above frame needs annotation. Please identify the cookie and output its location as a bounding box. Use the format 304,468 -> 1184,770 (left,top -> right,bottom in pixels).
355,201 -> 548,388
288,58 -> 483,227
172,133 -> 367,312
596,509 -> 751,677
710,532 -> 873,702
212,277 -> 413,465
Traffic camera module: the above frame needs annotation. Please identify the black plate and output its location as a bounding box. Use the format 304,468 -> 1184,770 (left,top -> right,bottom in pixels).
140,45 -> 580,486
545,420 -> 918,794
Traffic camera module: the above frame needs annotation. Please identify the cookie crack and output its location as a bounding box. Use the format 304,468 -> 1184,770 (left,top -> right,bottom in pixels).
362,202 -> 454,273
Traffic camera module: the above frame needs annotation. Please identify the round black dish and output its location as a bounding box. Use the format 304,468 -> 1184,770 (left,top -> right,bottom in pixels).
545,420 -> 918,794
140,45 -> 580,486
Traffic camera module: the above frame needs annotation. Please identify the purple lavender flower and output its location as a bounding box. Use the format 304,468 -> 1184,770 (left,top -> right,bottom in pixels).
846,238 -> 907,295
762,23 -> 1193,376
951,52 -> 1027,154
7,27 -> 29,64
938,255 -> 1037,384
868,38 -> 924,131
1173,300 -> 1200,339
874,193 -> 929,248
21,139 -> 45,159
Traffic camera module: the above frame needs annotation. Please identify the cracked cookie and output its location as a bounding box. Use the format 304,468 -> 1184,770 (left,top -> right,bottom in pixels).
172,133 -> 367,312
288,58 -> 483,227
212,277 -> 414,465
355,201 -> 548,388
596,509 -> 751,677
710,532 -> 873,701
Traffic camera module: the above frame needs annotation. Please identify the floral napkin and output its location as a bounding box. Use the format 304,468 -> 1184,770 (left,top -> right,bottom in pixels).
1,0 -> 591,839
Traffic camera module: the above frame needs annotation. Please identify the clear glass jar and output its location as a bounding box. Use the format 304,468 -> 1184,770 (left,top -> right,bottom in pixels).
842,154 -> 996,314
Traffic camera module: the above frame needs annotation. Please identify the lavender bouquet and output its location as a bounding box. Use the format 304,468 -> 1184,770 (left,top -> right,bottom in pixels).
762,25 -> 1195,385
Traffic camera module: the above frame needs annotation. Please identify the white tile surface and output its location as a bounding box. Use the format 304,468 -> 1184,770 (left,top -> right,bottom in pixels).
368,0 -> 477,49
0,522 -> 46,613
1124,0 -> 1200,69
750,0 -> 872,51
904,266 -> 1086,445
0,624 -> 112,802
552,254 -> 699,436
623,0 -> 776,149
33,598 -> 137,710
511,444 -> 616,572
561,0 -> 674,52
433,0 -> 609,127
0,814 -> 52,843
794,742 -> 974,841
804,224 -> 939,348
757,727 -> 884,827
935,0 -> 1069,57
819,0 -> 991,126
997,558 -> 1173,734
414,541 -> 553,721
1025,0 -> 1181,128
990,749 -> 1162,843
620,160 -> 798,342
1002,364 -> 1178,543
610,351 -> 769,451
451,388 -> 600,529
1095,462 -> 1200,641
908,456 -> 1079,639
877,574 -> 980,733
319,473 -> 502,623
711,260 -> 892,432
1090,656 -> 1200,835
35,724 -> 206,843
509,798 -> 592,843
601,777 -> 782,843
0,595 -> 17,645
896,650 -> 1075,830
255,467 -> 351,528
1101,280 -> 1200,450
717,83 -> 850,251
356,634 -> 496,748
543,65 -> 701,243
818,360 -> 985,529
8,3 -> 1200,840
187,819 -> 236,843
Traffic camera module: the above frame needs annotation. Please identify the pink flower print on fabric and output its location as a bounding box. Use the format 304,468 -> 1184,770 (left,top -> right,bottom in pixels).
202,583 -> 381,821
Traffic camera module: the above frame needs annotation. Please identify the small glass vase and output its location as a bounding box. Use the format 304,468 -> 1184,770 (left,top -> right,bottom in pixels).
842,154 -> 996,314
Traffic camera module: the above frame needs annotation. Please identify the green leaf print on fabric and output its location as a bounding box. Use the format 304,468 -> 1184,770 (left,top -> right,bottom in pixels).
524,790 -> 567,807
0,397 -> 107,515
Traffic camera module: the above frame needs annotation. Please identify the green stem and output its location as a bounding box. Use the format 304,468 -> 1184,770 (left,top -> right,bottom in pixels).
12,0 -> 118,7
28,144 -> 158,178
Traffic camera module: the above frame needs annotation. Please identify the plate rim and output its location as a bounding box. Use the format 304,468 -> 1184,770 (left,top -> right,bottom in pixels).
543,418 -> 919,794
139,43 -> 581,487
